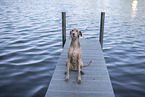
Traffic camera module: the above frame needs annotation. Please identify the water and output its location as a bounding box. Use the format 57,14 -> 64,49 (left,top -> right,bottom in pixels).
0,0 -> 145,97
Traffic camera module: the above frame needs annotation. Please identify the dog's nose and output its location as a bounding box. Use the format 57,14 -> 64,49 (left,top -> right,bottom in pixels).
72,33 -> 75,36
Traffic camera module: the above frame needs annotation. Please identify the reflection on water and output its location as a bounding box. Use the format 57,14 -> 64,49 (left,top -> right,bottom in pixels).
0,0 -> 145,97
131,0 -> 138,18
132,0 -> 138,8
131,6 -> 137,18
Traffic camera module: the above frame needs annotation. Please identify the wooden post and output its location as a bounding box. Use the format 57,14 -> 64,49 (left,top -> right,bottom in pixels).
99,12 -> 105,49
62,12 -> 66,48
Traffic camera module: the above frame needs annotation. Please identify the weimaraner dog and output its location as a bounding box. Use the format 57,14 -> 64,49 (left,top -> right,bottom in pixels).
65,28 -> 92,84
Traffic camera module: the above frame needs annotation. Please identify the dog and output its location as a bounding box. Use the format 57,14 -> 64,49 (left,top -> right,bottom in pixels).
65,28 -> 92,84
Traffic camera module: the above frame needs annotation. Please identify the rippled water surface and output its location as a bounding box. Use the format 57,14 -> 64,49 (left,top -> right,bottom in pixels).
0,0 -> 145,97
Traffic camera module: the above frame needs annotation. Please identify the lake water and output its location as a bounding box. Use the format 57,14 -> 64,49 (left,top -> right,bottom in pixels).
0,0 -> 145,97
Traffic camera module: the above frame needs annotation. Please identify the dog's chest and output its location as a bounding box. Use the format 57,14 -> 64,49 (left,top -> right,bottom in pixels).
69,48 -> 79,63
69,48 -> 80,70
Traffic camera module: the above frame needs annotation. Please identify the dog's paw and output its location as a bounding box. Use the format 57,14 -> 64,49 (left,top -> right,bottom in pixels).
64,71 -> 67,75
78,79 -> 82,84
80,71 -> 85,75
65,78 -> 69,82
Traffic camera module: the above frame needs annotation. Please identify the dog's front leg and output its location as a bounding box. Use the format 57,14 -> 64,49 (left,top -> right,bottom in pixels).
78,62 -> 82,84
65,59 -> 70,82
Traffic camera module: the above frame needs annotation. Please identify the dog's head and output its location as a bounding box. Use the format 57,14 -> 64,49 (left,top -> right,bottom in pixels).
68,29 -> 84,40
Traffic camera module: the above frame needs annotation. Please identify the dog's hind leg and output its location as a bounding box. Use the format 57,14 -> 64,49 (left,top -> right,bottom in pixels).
80,70 -> 84,75
64,69 -> 71,75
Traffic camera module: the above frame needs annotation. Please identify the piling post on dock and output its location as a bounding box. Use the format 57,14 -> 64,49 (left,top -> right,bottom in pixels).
62,12 -> 66,48
99,12 -> 105,49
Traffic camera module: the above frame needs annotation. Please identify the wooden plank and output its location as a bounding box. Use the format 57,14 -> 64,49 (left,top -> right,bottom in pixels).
45,39 -> 115,97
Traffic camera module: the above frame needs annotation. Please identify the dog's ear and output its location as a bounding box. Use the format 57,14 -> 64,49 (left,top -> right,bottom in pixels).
79,31 -> 85,39
79,31 -> 82,37
68,30 -> 72,40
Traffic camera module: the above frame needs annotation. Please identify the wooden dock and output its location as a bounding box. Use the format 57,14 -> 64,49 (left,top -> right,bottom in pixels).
45,39 -> 115,97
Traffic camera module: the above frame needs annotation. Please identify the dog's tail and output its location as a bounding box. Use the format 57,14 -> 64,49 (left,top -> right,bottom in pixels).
83,60 -> 92,67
